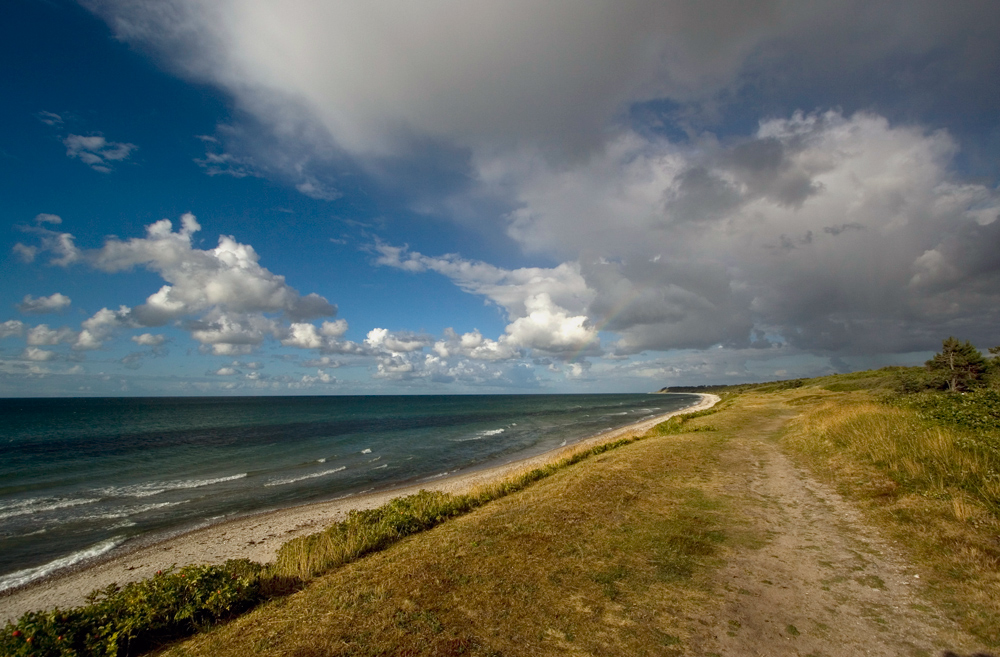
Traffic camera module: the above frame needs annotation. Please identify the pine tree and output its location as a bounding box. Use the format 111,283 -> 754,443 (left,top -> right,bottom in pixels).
988,346 -> 1000,389
925,337 -> 987,392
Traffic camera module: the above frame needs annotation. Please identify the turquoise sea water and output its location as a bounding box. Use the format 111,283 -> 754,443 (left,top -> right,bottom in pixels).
0,393 -> 697,591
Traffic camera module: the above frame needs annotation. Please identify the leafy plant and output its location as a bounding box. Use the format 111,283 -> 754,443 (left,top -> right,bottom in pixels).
0,560 -> 264,657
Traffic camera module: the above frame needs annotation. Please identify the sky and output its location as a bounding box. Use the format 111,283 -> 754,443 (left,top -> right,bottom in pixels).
1,0 -> 999,396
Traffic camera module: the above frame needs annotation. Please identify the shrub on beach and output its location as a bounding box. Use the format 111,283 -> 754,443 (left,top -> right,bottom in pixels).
1,560 -> 263,657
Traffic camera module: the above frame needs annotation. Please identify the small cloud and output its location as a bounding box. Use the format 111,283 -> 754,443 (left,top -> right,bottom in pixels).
17,293 -> 71,314
295,179 -> 341,201
12,243 -> 38,263
329,237 -> 348,245
301,356 -> 342,368
1,320 -> 26,339
37,111 -> 64,126
120,352 -> 145,370
27,324 -> 78,346
34,213 -> 62,225
23,347 -> 58,361
64,134 -> 137,172
212,366 -> 239,376
194,150 -> 258,178
131,333 -> 167,346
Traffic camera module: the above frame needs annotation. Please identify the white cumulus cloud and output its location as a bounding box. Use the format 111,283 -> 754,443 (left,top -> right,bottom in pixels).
20,214 -> 340,356
26,324 -> 78,346
0,320 -> 26,339
17,293 -> 72,314
131,333 -> 167,346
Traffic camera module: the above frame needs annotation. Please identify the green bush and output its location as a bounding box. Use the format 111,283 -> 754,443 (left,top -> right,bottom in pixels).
0,560 -> 264,657
893,388 -> 1000,435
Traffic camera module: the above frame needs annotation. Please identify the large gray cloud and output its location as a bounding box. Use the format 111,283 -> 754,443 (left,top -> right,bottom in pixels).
85,0 -> 999,161
77,0 -> 1000,373
489,111 -> 1000,354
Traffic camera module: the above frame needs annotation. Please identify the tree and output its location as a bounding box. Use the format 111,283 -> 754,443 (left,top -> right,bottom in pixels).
925,337 -> 987,392
987,346 -> 1000,390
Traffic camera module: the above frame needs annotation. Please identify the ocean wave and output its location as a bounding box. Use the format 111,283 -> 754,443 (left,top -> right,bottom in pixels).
76,501 -> 185,522
361,448 -> 372,454
0,536 -> 123,593
420,470 -> 457,481
372,464 -> 388,470
453,427 -> 506,442
0,497 -> 100,521
97,473 -> 247,498
264,466 -> 347,487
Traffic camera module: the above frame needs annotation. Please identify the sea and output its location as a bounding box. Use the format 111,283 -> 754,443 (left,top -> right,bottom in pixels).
0,393 -> 697,593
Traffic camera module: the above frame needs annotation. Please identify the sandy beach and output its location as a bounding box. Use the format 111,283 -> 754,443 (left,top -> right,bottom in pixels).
0,393 -> 718,623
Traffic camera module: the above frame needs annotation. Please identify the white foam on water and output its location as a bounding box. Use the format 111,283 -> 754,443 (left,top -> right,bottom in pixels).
76,501 -> 185,522
317,458 -> 327,463
264,466 -> 347,487
453,427 -> 506,442
0,497 -> 100,521
0,536 -> 124,593
420,470 -> 457,482
97,473 -> 247,498
360,448 -> 372,454
372,464 -> 388,470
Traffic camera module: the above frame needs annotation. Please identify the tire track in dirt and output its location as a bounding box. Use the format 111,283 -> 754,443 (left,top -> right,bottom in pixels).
695,422 -> 989,657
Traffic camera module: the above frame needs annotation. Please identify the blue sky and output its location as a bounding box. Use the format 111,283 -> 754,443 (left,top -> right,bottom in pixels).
2,0 -> 998,396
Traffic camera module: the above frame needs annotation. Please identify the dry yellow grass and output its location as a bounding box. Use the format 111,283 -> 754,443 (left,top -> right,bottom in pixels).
777,390 -> 1000,646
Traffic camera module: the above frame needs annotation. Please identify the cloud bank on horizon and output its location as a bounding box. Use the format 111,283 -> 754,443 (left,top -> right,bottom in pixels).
1,0 -> 999,395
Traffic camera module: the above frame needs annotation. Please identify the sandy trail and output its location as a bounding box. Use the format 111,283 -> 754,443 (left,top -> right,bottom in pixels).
696,419 -> 986,657
0,394 -> 719,624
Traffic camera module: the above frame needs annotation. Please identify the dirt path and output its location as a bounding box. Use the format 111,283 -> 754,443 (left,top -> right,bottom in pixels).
695,422 -> 986,657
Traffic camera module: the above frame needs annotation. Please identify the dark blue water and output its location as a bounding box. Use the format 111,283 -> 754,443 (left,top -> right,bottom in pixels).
0,393 -> 697,590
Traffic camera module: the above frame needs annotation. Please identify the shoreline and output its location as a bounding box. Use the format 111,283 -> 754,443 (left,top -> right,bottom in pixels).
0,393 -> 719,623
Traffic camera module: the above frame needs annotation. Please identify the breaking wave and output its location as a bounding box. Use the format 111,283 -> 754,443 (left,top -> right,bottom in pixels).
264,466 -> 347,487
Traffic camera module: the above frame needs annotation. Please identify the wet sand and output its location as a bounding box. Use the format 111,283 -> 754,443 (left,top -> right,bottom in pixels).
0,393 -> 718,623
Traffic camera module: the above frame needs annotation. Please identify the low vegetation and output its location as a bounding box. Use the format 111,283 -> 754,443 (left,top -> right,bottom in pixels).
0,562 -> 265,657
